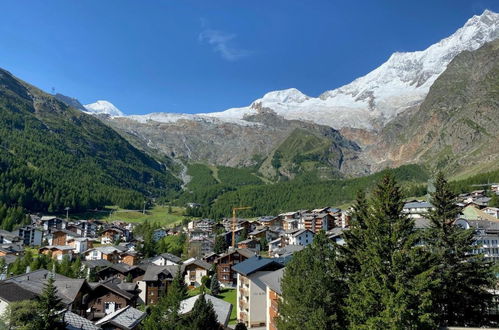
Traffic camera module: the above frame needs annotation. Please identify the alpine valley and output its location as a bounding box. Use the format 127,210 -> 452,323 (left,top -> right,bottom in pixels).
61,10 -> 499,182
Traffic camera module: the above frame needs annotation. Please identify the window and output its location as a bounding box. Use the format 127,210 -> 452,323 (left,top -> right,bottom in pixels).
104,302 -> 110,309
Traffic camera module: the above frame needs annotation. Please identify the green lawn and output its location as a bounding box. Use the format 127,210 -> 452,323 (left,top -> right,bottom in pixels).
64,205 -> 189,227
218,289 -> 237,325
187,287 -> 237,325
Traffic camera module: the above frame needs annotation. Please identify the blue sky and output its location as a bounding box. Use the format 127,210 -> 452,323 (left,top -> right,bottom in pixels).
0,0 -> 498,115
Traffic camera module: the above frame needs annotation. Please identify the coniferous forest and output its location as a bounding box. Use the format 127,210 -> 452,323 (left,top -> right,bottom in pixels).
278,173 -> 495,329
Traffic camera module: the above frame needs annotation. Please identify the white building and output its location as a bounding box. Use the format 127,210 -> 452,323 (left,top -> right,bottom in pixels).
283,229 -> 314,247
151,252 -> 182,266
402,201 -> 434,219
484,207 -> 499,219
233,256 -> 285,328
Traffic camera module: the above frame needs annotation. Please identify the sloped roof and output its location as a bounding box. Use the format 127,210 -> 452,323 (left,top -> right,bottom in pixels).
179,294 -> 232,327
232,256 -> 284,276
143,265 -> 174,282
95,305 -> 146,330
259,268 -> 285,295
0,282 -> 38,302
62,310 -> 100,330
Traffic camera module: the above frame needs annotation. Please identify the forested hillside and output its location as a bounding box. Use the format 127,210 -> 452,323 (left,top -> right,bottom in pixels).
0,68 -> 180,230
179,164 -> 429,218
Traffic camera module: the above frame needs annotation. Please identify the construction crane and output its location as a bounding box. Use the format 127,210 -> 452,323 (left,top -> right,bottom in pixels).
232,206 -> 252,248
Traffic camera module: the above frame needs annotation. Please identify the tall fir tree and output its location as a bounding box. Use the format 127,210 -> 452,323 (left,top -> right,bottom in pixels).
427,172 -> 494,326
36,277 -> 66,330
277,231 -> 346,329
210,273 -> 220,296
143,266 -> 188,330
344,174 -> 438,329
186,294 -> 222,330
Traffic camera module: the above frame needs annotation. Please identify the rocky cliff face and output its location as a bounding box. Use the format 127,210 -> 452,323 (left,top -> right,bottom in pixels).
366,39 -> 499,175
103,108 -> 369,179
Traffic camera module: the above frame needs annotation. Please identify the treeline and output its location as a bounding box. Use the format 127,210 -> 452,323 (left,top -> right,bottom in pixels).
0,69 -> 181,230
279,173 -> 495,328
182,164 -> 429,218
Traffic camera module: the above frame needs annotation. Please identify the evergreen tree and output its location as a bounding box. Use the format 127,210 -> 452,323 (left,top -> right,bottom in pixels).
489,193 -> 499,208
277,231 -> 346,329
213,235 -> 228,254
1,300 -> 39,330
186,294 -> 221,330
37,277 -> 66,330
427,172 -> 494,326
210,273 -> 220,296
344,174 -> 438,329
143,266 -> 188,330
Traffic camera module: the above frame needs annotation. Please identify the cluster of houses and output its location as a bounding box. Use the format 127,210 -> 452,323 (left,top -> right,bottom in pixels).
0,183 -> 498,329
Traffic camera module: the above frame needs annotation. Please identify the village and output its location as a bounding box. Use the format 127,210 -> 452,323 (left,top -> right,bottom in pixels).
0,184 -> 498,329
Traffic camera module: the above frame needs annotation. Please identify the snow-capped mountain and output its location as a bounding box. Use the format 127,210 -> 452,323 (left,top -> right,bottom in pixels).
89,10 -> 499,131
203,9 -> 499,130
84,100 -> 124,117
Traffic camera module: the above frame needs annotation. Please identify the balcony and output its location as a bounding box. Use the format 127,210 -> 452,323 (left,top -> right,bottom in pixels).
239,287 -> 249,297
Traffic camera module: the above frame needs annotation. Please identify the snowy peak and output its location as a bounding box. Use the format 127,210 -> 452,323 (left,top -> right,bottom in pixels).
84,100 -> 125,117
256,88 -> 310,104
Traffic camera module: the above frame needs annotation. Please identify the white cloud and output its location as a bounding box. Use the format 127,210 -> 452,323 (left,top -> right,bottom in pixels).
199,29 -> 251,61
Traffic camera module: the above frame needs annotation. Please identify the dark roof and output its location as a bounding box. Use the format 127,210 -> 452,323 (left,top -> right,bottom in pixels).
232,256 -> 284,276
259,268 -> 285,295
0,282 -> 38,302
182,259 -> 211,271
158,252 -> 182,264
95,306 -> 146,329
62,310 -> 100,330
143,265 -> 175,282
91,278 -> 135,300
82,259 -> 113,269
3,269 -> 85,305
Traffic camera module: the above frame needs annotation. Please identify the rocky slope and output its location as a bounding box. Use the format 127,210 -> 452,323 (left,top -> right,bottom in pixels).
366,38 -> 499,175
103,107 -> 368,180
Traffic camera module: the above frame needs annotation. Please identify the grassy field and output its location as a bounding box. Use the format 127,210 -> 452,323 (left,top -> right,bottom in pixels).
64,205 -> 188,227
187,287 -> 237,324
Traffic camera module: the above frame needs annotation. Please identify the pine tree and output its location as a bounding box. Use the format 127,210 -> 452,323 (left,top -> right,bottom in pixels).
489,193 -> 499,208
427,172 -> 494,326
213,235 -> 228,254
277,231 -> 346,329
344,174 -> 438,329
37,277 -> 66,330
186,294 -> 221,330
210,273 -> 220,296
143,266 -> 188,330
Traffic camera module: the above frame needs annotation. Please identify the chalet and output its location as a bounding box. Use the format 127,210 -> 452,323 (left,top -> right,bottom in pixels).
0,244 -> 23,257
271,245 -> 304,258
84,246 -> 125,263
96,263 -> 145,282
48,229 -> 92,253
150,252 -> 182,266
0,282 -> 38,317
327,227 -> 348,245
471,190 -> 486,197
260,268 -> 285,330
237,238 -> 261,251
202,252 -> 220,265
299,213 -> 333,233
137,265 -> 178,305
87,278 -> 137,319
268,237 -> 282,253
0,230 -> 21,245
249,227 -> 278,242
100,227 -> 125,245
215,248 -> 256,286
233,256 -> 285,328
258,216 -> 281,228
182,259 -> 211,288
39,245 -> 74,260
94,305 -> 146,330
283,229 -> 314,247
0,269 -> 91,316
